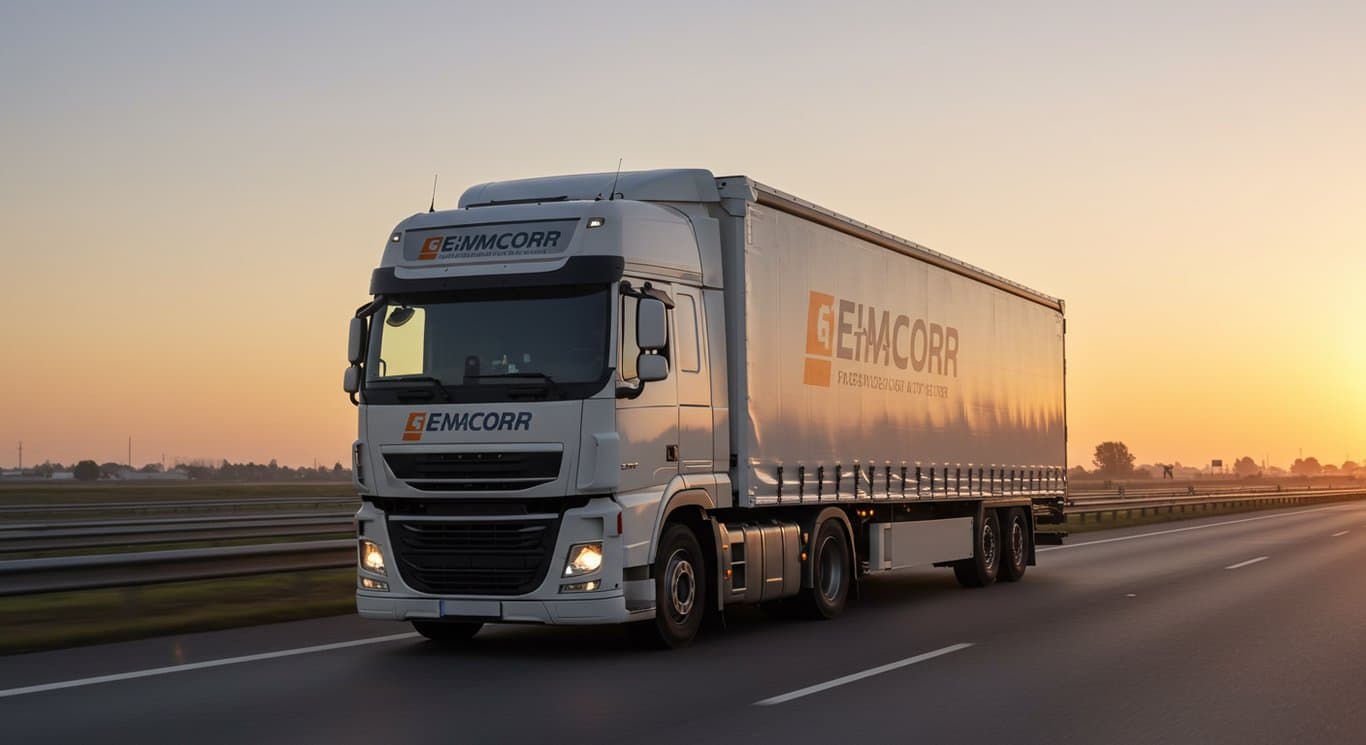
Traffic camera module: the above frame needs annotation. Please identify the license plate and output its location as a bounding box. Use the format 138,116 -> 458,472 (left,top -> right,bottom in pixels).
439,599 -> 500,618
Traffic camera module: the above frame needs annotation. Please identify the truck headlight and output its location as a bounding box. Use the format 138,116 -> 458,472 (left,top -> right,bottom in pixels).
563,542 -> 603,577
359,539 -> 386,576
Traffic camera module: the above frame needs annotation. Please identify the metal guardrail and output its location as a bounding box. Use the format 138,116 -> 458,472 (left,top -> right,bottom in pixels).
0,496 -> 359,515
0,513 -> 354,554
1067,487 -> 1366,522
0,540 -> 354,596
4,486 -> 1365,597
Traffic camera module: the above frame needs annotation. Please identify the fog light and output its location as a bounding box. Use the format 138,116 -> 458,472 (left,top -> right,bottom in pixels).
359,539 -> 386,575
560,580 -> 600,593
563,542 -> 603,577
360,577 -> 389,591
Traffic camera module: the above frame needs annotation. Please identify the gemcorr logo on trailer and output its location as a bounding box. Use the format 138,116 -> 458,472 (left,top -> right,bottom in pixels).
801,289 -> 961,388
803,291 -> 836,387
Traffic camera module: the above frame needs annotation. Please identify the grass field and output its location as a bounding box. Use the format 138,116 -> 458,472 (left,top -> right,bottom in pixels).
0,569 -> 355,655
0,481 -> 359,655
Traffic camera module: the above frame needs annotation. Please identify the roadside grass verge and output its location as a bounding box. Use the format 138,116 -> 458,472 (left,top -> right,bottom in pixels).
0,568 -> 355,655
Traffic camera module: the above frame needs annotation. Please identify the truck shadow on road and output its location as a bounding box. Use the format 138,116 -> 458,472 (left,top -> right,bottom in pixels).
382,567 -> 1064,660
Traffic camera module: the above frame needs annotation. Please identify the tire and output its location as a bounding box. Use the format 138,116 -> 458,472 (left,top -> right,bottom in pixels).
630,523 -> 708,649
999,508 -> 1029,582
953,509 -> 1002,588
794,518 -> 851,620
412,619 -> 482,643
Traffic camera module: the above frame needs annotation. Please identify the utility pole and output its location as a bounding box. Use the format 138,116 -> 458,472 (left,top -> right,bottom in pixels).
17,441 -> 21,471
128,436 -> 133,468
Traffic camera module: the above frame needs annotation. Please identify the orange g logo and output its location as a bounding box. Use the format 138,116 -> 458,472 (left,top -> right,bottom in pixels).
403,412 -> 427,441
417,236 -> 442,261
803,291 -> 835,387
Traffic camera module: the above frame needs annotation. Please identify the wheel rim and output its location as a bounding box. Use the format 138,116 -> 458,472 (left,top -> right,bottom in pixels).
665,548 -> 696,622
818,535 -> 844,602
982,520 -> 998,568
1010,518 -> 1026,568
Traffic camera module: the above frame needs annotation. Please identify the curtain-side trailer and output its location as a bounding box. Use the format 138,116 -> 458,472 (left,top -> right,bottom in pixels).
344,169 -> 1066,648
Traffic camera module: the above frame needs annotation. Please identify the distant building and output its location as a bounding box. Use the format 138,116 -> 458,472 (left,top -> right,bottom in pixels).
1,470 -> 24,478
50,471 -> 75,480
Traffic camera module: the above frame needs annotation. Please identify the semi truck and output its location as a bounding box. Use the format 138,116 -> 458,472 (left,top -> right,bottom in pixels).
343,168 -> 1067,648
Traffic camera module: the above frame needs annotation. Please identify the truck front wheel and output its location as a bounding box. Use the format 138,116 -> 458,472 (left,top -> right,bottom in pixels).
630,523 -> 708,649
953,509 -> 1001,588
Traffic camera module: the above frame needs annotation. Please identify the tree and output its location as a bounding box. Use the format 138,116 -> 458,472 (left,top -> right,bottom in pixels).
1290,457 -> 1322,476
1342,461 -> 1359,475
1092,441 -> 1136,477
1233,456 -> 1259,477
73,460 -> 101,481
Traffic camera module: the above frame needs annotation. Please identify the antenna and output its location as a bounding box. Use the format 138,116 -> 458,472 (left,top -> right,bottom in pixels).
608,158 -> 623,201
429,174 -> 439,213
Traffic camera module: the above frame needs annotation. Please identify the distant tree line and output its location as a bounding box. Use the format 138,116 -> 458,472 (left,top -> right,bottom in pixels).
26,459 -> 351,482
183,459 -> 351,482
1069,442 -> 1362,480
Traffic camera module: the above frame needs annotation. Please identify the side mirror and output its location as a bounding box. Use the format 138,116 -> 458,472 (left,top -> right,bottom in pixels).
637,354 -> 668,382
343,366 -> 362,394
636,298 -> 668,351
347,318 -> 366,364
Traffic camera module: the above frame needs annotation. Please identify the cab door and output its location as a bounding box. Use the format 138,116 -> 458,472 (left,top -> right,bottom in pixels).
671,285 -> 713,475
616,286 -> 679,493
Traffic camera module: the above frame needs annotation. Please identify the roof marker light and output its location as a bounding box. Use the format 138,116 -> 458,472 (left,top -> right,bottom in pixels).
390,233 -> 401,242
587,217 -> 606,229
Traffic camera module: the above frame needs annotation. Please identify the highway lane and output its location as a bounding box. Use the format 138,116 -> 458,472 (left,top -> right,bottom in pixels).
3,501 -> 1365,744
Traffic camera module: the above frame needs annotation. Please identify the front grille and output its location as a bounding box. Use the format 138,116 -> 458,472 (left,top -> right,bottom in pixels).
387,516 -> 560,596
384,451 -> 561,492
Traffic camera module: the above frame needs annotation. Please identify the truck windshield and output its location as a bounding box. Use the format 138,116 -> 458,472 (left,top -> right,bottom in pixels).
364,284 -> 611,403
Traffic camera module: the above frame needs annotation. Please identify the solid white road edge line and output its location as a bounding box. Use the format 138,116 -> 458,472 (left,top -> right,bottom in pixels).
1038,504 -> 1355,553
0,632 -> 420,700
1226,556 -> 1270,570
1332,530 -> 1349,537
754,643 -> 973,706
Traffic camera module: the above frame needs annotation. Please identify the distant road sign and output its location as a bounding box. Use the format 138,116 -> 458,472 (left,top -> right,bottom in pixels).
1211,459 -> 1223,467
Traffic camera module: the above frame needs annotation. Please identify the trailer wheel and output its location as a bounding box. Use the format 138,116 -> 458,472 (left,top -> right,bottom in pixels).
796,518 -> 851,619
629,523 -> 707,649
953,509 -> 1001,588
999,508 -> 1029,582
412,620 -> 482,644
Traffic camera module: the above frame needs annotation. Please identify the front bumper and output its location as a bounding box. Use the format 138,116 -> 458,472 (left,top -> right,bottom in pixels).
354,495 -> 652,626
356,590 -> 650,625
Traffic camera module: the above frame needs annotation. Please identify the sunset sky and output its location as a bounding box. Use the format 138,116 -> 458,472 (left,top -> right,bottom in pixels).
2,1 -> 1363,470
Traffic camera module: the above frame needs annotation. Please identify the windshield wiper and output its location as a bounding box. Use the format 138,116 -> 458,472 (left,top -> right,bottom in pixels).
464,372 -> 557,385
372,374 -> 452,402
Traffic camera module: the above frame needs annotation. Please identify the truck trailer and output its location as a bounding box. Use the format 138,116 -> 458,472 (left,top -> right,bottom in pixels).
343,169 -> 1067,648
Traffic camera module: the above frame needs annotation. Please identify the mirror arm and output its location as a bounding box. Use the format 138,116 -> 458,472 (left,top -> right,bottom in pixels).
615,382 -> 646,400
355,295 -> 387,318
618,281 -> 674,308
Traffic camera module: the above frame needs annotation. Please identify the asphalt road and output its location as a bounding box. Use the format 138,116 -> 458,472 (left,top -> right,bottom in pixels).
4,501 -> 1366,745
